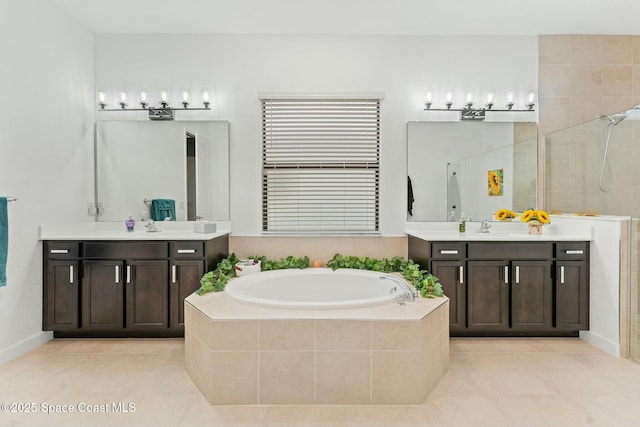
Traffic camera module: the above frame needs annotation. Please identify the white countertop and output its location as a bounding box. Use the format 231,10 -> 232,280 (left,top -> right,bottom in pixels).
38,221 -> 231,241
406,218 -> 593,242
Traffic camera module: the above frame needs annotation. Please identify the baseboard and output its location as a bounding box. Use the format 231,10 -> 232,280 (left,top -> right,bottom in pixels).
0,331 -> 53,365
580,330 -> 620,357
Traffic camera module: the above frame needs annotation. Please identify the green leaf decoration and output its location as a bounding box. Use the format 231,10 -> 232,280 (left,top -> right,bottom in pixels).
196,252 -> 444,299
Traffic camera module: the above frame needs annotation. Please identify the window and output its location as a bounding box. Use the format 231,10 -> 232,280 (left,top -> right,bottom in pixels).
261,97 -> 380,233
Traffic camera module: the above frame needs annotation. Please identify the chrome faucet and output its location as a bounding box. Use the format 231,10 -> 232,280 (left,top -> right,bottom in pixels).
476,220 -> 492,233
145,219 -> 161,232
380,275 -> 417,305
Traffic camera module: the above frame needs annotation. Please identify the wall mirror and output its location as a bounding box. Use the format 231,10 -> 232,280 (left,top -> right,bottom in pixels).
407,121 -> 537,222
95,120 -> 230,222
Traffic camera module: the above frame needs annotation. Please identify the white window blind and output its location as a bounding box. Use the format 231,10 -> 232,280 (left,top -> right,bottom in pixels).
262,98 -> 380,233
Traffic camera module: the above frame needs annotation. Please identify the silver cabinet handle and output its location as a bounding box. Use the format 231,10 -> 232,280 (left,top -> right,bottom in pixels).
51,249 -> 69,254
440,250 -> 458,255
515,265 -> 520,284
561,265 -> 565,284
126,266 -> 131,284
69,265 -> 74,284
172,265 -> 177,284
459,265 -> 464,284
504,266 -> 509,284
565,250 -> 584,255
115,265 -> 120,283
177,249 -> 196,254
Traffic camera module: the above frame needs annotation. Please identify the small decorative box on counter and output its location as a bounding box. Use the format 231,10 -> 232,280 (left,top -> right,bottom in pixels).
193,221 -> 217,234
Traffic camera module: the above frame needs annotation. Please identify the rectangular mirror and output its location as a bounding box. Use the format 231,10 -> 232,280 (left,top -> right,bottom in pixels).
407,121 -> 537,222
95,120 -> 229,222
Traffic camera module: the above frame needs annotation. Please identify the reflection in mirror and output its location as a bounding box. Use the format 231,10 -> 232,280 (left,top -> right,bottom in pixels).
407,121 -> 537,222
96,120 -> 229,222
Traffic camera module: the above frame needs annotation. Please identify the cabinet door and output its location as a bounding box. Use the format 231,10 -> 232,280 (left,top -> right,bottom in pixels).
467,260 -> 510,330
511,260 -> 553,330
45,261 -> 79,330
556,260 -> 589,330
431,260 -> 466,331
82,261 -> 124,330
125,260 -> 169,330
170,260 -> 205,329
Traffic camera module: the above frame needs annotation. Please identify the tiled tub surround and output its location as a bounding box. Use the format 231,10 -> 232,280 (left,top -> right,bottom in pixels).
184,291 -> 449,405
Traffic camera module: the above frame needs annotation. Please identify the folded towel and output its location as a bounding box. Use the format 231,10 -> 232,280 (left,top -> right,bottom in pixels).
0,197 -> 8,287
151,199 -> 176,221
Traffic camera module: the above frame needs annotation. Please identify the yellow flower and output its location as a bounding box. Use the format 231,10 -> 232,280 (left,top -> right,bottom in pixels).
520,209 -> 551,224
495,209 -> 517,221
536,210 -> 551,224
520,209 -> 534,222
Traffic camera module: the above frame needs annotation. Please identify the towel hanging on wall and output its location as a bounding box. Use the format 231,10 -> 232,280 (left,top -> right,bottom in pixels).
0,197 -> 8,287
407,176 -> 415,216
151,199 -> 176,221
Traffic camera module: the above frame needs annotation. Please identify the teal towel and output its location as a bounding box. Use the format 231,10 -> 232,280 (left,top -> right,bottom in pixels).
151,199 -> 176,221
0,197 -> 7,287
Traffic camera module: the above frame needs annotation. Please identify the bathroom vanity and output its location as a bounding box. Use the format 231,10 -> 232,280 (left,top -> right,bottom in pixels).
407,222 -> 591,336
40,223 -> 229,337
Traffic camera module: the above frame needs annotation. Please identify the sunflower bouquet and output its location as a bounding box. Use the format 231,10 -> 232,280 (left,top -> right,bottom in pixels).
495,209 -> 518,221
520,209 -> 551,224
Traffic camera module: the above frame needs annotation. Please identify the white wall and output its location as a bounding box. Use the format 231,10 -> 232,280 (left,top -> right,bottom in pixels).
95,34 -> 538,236
0,0 -> 94,363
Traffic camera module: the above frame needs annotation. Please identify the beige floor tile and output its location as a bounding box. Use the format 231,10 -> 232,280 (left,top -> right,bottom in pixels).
179,398 -> 267,427
3,337 -> 640,427
344,405 -> 431,427
263,405 -> 347,427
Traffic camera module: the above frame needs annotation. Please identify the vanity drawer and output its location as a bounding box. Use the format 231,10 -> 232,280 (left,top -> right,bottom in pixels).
84,242 -> 168,259
171,241 -> 204,258
556,242 -> 588,259
467,242 -> 553,260
46,242 -> 80,259
431,242 -> 466,259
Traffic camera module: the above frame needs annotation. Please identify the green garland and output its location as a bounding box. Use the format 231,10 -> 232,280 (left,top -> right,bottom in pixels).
196,253 -> 443,298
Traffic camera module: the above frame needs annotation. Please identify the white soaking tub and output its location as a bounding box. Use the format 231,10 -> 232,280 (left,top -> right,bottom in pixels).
224,268 -> 404,309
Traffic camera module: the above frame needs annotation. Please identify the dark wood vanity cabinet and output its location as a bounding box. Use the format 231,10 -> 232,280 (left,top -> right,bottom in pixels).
44,242 -> 80,331
43,236 -> 228,337
409,237 -> 589,336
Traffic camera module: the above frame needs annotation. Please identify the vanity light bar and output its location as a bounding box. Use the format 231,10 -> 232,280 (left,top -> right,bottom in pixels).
424,91 -> 536,115
97,90 -> 212,116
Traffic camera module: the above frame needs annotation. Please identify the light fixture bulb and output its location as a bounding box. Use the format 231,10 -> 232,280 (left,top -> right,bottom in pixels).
139,91 -> 148,109
181,91 -> 190,108
445,91 -> 454,109
425,92 -> 433,109
465,92 -> 474,108
485,92 -> 495,110
526,92 -> 536,110
505,91 -> 515,110
98,92 -> 107,109
119,91 -> 127,109
202,90 -> 211,109
160,91 -> 169,108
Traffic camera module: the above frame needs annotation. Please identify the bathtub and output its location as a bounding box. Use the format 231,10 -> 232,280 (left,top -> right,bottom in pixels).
185,268 -> 450,405
224,268 -> 403,309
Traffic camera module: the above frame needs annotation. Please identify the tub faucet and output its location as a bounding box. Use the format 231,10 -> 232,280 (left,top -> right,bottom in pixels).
380,275 -> 417,304
476,220 -> 492,233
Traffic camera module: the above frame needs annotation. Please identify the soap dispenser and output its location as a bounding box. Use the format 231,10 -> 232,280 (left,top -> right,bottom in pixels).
126,214 -> 136,232
459,212 -> 466,233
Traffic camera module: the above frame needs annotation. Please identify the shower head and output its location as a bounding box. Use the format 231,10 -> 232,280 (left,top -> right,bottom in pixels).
598,113 -> 627,126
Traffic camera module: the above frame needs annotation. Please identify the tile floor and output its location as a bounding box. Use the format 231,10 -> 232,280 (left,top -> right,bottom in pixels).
1,337 -> 640,426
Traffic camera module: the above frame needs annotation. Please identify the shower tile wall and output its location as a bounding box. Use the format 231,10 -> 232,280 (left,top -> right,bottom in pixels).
540,35 -> 640,218
539,35 -> 640,363
539,35 -> 640,215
